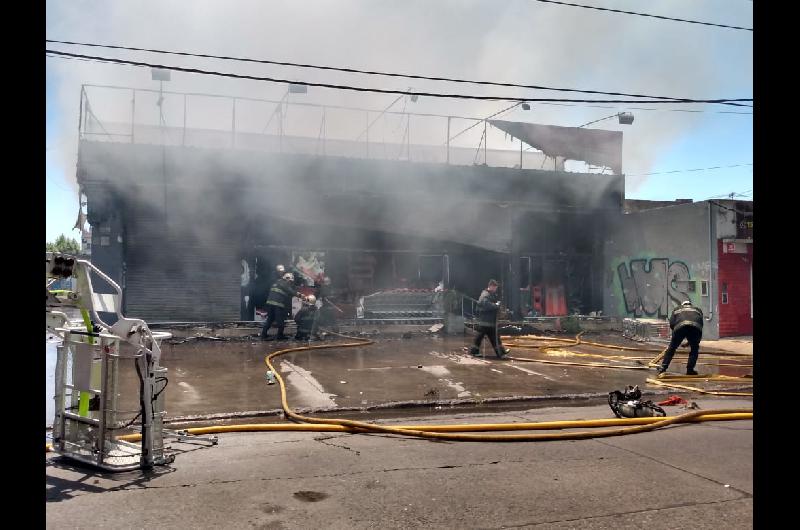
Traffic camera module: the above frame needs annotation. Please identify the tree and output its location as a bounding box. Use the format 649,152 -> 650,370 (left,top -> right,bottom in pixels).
46,234 -> 81,255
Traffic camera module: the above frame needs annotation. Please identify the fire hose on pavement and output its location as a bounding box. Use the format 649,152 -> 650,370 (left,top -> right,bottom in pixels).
46,332 -> 753,452
505,332 -> 753,396
256,334 -> 751,442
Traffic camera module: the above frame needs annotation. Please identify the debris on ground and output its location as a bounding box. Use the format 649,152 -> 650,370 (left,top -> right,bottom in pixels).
424,388 -> 440,400
657,395 -> 689,406
167,335 -> 228,345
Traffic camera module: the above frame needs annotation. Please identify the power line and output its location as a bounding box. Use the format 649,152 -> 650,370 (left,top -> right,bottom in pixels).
531,0 -> 753,32
708,200 -> 753,215
447,101 -> 525,144
535,101 -> 752,115
45,39 -> 752,106
50,60 -> 754,118
625,163 -> 753,177
46,50 -> 752,106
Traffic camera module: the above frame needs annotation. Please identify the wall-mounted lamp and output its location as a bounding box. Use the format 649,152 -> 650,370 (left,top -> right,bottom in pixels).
578,111 -> 635,128
151,68 -> 171,82
618,112 -> 634,125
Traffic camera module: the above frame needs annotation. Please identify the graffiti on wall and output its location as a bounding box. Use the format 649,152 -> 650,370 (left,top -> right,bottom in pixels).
616,258 -> 694,318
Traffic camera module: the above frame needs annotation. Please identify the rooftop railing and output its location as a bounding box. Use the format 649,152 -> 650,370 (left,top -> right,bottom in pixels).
78,84 -> 612,173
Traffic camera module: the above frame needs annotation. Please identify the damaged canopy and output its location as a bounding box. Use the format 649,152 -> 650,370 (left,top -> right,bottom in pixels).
489,120 -> 623,174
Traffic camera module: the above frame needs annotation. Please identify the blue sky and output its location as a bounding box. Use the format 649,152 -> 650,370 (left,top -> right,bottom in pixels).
627,110 -> 753,201
45,0 -> 752,244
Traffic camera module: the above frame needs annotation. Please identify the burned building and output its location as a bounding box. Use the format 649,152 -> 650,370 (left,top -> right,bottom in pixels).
605,199 -> 753,339
77,85 -> 625,323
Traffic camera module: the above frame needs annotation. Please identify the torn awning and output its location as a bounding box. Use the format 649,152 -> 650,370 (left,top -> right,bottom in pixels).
489,120 -> 623,174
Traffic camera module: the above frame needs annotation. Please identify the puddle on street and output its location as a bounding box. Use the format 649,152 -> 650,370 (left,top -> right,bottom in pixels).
46,331 -> 752,425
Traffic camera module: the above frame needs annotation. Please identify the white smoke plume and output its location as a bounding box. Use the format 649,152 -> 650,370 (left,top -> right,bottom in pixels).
46,0 -> 752,192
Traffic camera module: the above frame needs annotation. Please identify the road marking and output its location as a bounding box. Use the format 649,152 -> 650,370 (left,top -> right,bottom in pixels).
506,364 -> 557,381
279,361 -> 338,408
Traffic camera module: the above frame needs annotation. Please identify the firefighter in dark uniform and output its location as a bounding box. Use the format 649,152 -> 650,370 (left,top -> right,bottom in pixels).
468,279 -> 510,359
294,295 -> 320,341
260,272 -> 304,341
657,300 -> 704,376
314,275 -> 339,330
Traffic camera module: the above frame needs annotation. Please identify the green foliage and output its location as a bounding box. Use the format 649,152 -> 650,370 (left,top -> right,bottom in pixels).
46,234 -> 81,255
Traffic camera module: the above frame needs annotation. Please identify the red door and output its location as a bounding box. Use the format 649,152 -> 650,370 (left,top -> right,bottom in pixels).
717,241 -> 753,337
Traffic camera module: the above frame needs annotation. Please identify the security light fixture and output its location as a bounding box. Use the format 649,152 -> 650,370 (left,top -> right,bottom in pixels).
410,94 -> 419,102
578,111 -> 635,128
288,83 -> 308,94
151,69 -> 171,82
521,103 -> 531,110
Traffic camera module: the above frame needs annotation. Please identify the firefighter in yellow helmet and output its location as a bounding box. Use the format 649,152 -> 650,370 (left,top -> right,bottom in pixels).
260,272 -> 304,341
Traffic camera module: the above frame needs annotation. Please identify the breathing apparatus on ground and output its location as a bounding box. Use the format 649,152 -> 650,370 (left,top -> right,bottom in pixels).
608,385 -> 666,418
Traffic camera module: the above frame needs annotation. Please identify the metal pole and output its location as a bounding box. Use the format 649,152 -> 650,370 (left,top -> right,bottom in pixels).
83,87 -> 89,133
483,120 -> 487,164
129,89 -> 135,143
131,90 -> 136,143
232,98 -> 236,148
322,107 -> 326,156
278,104 -> 283,153
158,81 -> 164,126
182,94 -> 186,146
446,116 -> 451,164
520,139 -> 523,169
78,86 -> 85,139
407,115 -> 411,161
366,111 -> 369,158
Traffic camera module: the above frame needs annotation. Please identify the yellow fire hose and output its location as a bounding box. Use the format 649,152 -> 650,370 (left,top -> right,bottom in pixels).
45,411 -> 753,452
46,332 -> 753,453
504,347 -> 752,368
260,334 -> 751,442
509,332 -> 753,395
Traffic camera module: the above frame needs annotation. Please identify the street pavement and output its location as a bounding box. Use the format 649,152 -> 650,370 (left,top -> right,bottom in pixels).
46,398 -> 753,529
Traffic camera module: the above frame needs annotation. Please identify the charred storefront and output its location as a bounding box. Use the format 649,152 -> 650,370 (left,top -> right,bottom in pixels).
77,100 -> 624,323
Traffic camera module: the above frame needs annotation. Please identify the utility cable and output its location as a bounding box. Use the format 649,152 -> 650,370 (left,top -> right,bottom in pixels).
531,0 -> 753,32
43,50 -> 751,107
51,49 -> 751,106
447,101 -> 528,145
626,163 -> 753,177
46,39 -> 751,104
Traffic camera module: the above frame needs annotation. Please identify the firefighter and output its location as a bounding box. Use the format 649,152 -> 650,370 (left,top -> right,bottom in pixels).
657,300 -> 704,376
294,295 -> 320,341
260,272 -> 304,341
468,279 -> 510,359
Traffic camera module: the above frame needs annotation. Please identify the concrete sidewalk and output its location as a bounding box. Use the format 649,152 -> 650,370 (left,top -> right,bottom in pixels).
46,398 -> 753,529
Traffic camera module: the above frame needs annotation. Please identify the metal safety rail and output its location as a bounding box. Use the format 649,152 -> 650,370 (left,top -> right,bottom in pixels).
76,84 -> 610,172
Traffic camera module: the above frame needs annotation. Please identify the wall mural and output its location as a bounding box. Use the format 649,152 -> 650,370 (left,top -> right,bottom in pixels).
615,258 -> 695,318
